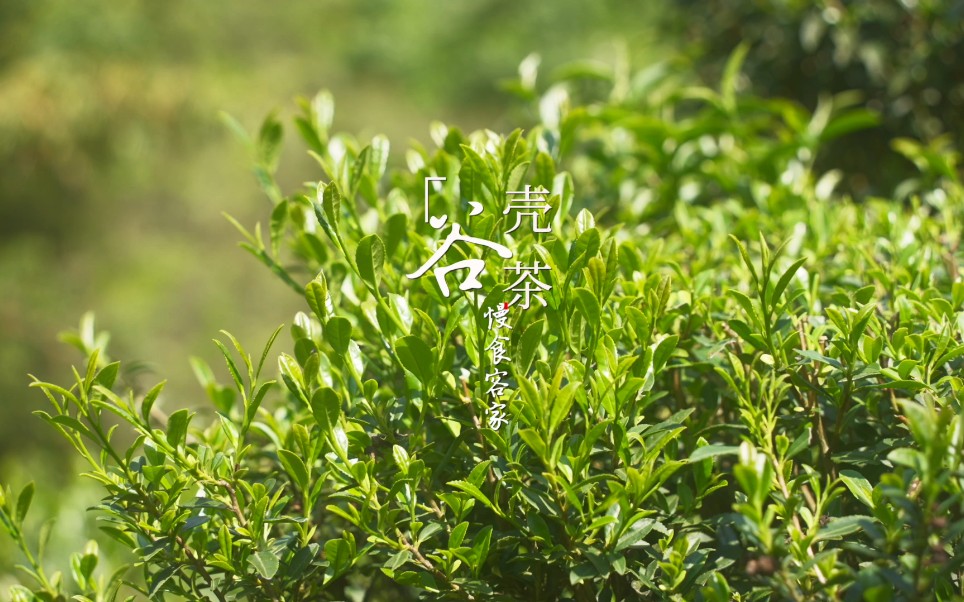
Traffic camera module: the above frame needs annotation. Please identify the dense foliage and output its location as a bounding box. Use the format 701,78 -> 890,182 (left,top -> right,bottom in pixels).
4,52 -> 964,600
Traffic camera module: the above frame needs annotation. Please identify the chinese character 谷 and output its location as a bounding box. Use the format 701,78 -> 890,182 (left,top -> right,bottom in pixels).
407,178 -> 512,297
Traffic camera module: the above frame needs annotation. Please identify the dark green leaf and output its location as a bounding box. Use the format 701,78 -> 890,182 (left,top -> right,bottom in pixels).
278,449 -> 310,491
324,538 -> 352,582
395,335 -> 437,388
310,387 -> 341,433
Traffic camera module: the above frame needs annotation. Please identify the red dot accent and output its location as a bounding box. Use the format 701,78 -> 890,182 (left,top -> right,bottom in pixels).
503,302 -> 509,309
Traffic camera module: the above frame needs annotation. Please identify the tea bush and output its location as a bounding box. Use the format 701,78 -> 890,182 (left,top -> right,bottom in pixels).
4,53 -> 964,601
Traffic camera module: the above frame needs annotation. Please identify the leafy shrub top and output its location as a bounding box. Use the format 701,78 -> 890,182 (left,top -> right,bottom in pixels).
4,54 -> 964,602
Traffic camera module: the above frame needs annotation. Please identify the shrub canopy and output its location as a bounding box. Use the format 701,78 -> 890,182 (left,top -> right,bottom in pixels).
4,54 -> 964,601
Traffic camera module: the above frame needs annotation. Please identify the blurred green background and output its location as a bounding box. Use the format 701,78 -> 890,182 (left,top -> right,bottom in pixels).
2,0 -> 962,587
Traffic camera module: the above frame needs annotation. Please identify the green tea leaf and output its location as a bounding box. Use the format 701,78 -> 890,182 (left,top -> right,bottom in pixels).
257,113 -> 284,170
839,470 -> 874,509
320,182 -> 341,228
15,482 -> 34,525
355,234 -> 385,290
311,387 -> 341,433
324,538 -> 352,582
573,287 -> 600,327
249,549 -> 280,579
687,445 -> 739,463
395,335 -> 437,388
278,449 -> 310,491
166,409 -> 192,448
815,515 -> 872,542
518,318 -> 544,373
326,317 -> 353,356
305,273 -> 331,321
